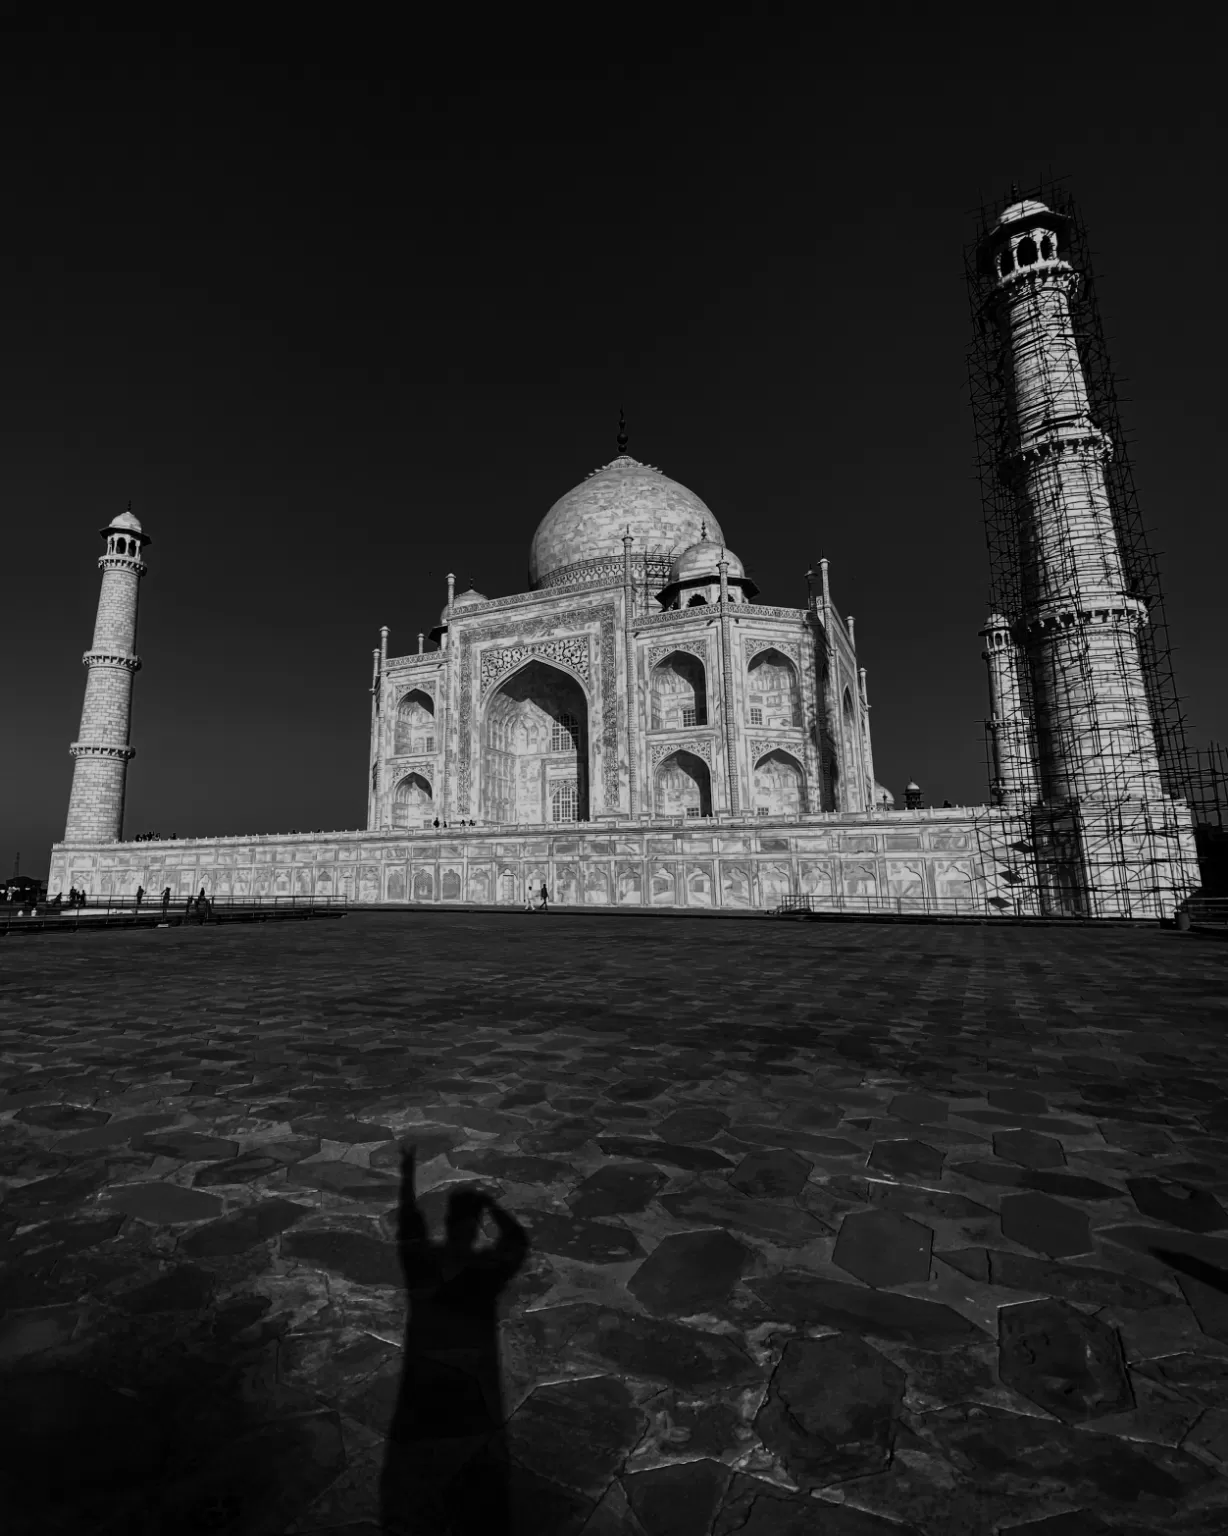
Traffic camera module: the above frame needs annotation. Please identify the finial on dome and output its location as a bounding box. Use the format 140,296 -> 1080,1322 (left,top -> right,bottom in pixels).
700,520 -> 708,541
616,407 -> 628,456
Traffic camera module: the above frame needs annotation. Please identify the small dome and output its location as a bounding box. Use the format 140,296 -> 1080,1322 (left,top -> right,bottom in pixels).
530,454 -> 723,589
983,612 -> 1011,629
905,779 -> 921,793
670,537 -> 745,584
109,510 -> 143,534
995,198 -> 1053,230
451,587 -> 487,610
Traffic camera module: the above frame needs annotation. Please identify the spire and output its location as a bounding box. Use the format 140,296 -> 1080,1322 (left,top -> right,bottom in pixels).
616,407 -> 628,456
700,520 -> 708,541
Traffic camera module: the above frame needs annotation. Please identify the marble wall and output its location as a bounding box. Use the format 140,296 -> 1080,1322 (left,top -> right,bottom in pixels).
50,810 -> 1040,916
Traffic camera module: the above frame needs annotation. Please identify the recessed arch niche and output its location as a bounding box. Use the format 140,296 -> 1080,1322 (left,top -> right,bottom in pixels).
655,749 -> 712,818
753,749 -> 806,816
747,649 -> 800,729
482,659 -> 589,825
395,689 -> 435,754
393,771 -> 433,827
651,650 -> 707,730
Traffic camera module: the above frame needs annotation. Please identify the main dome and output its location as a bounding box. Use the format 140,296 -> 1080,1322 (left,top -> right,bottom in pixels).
529,454 -> 724,589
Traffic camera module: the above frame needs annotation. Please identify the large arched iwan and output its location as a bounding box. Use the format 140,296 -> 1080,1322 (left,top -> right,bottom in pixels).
482,659 -> 589,824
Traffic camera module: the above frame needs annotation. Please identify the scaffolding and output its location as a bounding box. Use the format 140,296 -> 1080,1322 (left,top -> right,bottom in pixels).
966,180 -> 1199,918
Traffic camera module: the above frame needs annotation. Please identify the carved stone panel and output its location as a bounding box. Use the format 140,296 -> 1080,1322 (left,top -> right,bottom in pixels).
650,737 -> 714,770
648,638 -> 710,670
743,636 -> 802,670
480,636 -> 591,696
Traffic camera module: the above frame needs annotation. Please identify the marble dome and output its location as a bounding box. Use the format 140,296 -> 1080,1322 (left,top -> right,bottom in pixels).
670,533 -> 744,584
109,509 -> 143,534
529,454 -> 724,589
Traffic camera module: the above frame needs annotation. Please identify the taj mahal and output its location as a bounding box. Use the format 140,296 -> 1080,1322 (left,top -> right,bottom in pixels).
49,199 -> 1202,919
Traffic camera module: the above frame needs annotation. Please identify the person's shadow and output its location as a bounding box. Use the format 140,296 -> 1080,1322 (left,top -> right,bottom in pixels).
380,1146 -> 529,1536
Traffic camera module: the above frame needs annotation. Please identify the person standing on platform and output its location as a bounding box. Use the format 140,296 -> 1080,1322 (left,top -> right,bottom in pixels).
161,886 -> 171,918
540,882 -> 549,914
135,885 -> 144,910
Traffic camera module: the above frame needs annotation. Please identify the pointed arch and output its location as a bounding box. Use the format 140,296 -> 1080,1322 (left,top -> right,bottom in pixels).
393,771 -> 433,827
654,749 -> 712,818
747,648 -> 801,729
752,749 -> 806,817
395,689 -> 436,754
482,658 -> 589,824
651,650 -> 708,730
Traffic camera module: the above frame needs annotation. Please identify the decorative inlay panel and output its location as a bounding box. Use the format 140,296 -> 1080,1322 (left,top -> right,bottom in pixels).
385,654 -> 443,671
648,639 -> 709,670
743,636 -> 802,670
480,636 -> 591,695
650,737 -> 714,770
750,737 -> 804,765
396,677 -> 436,700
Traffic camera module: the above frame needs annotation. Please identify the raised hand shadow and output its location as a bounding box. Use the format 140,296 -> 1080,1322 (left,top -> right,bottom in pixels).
380,1144 -> 528,1536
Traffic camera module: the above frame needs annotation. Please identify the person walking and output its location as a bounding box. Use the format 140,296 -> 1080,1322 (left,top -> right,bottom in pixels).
134,884 -> 144,910
160,886 -> 171,918
540,882 -> 549,914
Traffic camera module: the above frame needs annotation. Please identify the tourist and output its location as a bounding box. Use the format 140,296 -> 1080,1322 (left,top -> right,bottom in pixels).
540,882 -> 549,914
160,886 -> 171,918
134,884 -> 144,909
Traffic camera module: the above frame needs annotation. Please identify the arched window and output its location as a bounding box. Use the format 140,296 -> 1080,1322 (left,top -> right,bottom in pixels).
551,712 -> 579,752
551,783 -> 578,822
1040,234 -> 1054,260
686,593 -> 707,606
654,750 -> 712,818
1016,236 -> 1038,267
998,248 -> 1014,277
753,750 -> 806,817
395,690 -> 435,755
393,772 -> 433,827
746,649 -> 801,729
651,652 -> 707,730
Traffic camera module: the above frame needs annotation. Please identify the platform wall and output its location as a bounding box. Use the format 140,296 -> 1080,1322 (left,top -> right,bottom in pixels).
49,810 -> 1040,916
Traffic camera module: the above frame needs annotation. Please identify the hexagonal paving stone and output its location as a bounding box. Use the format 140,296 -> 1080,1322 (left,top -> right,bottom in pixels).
658,1187 -> 829,1246
987,1087 -> 1049,1115
833,1209 -> 933,1288
624,1458 -> 731,1536
999,1193 -> 1092,1258
656,1107 -> 729,1142
280,1228 -> 402,1288
286,1116 -> 394,1144
113,1263 -> 217,1313
595,1137 -> 733,1172
282,1161 -> 402,1202
714,1472 -> 925,1534
506,1375 -> 644,1497
105,1183 -> 223,1224
998,1299 -> 1134,1422
568,1163 -> 666,1218
601,1075 -> 671,1103
992,1129 -> 1066,1169
193,1154 -> 286,1187
750,1271 -> 986,1348
866,1140 -> 945,1182
179,1198 -> 311,1258
887,1094 -> 948,1125
518,1211 -> 645,1264
1126,1177 -> 1228,1233
1174,1268 -> 1228,1344
754,1335 -> 906,1488
55,1114 -> 181,1152
627,1228 -> 751,1317
728,1148 -> 811,1198
447,1149 -> 572,1184
949,1162 -> 1121,1199
13,1104 -> 108,1130
520,1304 -> 761,1392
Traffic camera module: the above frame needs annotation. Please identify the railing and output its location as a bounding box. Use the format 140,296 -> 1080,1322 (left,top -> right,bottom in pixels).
1,892 -> 349,933
1184,897 -> 1228,928
774,891 -> 1009,919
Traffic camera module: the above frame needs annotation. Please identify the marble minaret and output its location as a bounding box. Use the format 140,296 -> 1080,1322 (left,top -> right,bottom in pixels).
64,509 -> 150,842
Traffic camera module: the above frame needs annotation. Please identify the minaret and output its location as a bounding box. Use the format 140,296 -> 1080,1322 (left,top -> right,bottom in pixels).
978,200 -> 1162,810
980,612 -> 1039,809
64,509 -> 150,842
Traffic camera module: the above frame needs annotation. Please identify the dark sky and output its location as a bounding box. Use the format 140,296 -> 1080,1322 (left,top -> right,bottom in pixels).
3,16 -> 1223,876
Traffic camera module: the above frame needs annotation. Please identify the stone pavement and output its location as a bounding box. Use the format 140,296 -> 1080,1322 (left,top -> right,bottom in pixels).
2,914 -> 1228,1536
